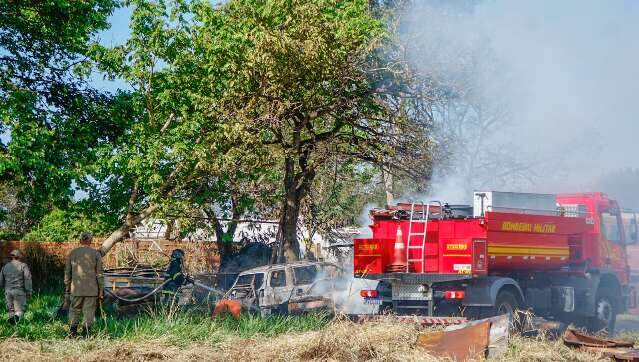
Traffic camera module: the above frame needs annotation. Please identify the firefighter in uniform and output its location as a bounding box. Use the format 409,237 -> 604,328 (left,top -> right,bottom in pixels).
64,232 -> 104,337
164,249 -> 186,291
0,250 -> 32,325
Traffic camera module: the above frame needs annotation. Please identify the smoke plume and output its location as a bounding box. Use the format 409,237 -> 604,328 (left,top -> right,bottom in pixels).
402,0 -> 639,207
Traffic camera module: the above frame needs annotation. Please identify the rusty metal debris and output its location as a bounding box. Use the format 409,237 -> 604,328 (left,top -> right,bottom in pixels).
413,314 -> 509,361
563,327 -> 639,361
445,314 -> 510,358
563,328 -> 633,349
417,320 -> 490,361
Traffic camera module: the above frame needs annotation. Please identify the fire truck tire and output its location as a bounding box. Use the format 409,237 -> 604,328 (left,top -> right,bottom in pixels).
588,290 -> 617,335
494,290 -> 519,316
492,290 -> 523,331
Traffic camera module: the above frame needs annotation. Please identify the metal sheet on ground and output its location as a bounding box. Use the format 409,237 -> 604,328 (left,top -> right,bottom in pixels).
563,328 -> 634,348
563,327 -> 639,361
444,314 -> 509,358
416,320 -> 490,361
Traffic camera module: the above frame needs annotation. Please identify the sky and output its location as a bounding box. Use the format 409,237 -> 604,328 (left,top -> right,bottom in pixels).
90,6 -> 133,92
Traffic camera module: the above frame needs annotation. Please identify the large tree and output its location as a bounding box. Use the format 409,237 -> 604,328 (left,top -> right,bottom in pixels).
197,0 -> 432,261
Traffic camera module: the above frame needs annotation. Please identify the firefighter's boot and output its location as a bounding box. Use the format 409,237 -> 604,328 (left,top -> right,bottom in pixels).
68,325 -> 78,338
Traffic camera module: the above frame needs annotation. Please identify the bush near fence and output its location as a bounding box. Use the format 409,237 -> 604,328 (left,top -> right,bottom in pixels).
0,240 -> 221,291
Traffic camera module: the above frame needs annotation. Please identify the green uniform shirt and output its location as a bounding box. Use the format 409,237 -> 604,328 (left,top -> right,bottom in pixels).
64,246 -> 104,297
0,259 -> 32,294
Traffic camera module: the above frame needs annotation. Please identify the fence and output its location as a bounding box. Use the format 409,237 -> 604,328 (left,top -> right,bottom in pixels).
0,239 -> 221,274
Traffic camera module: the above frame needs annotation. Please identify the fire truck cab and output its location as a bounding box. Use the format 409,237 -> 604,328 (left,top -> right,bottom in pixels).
353,191 -> 637,334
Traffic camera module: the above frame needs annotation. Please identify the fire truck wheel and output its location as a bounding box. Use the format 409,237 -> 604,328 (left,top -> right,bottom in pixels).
493,290 -> 522,331
588,292 -> 617,335
494,290 -> 519,317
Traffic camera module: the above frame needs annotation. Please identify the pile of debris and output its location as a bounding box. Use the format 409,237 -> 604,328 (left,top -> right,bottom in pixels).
563,328 -> 639,361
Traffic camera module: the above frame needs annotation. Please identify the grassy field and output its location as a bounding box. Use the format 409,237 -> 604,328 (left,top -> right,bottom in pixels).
0,290 -> 634,361
0,290 -> 329,341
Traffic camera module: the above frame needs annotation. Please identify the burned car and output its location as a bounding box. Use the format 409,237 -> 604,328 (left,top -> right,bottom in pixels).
220,261 -> 346,316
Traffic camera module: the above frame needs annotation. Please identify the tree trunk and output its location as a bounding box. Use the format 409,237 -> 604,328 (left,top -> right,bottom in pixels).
99,164 -> 191,255
100,203 -> 158,255
207,185 -> 243,261
279,186 -> 302,262
382,166 -> 394,206
210,213 -> 236,260
276,155 -> 314,262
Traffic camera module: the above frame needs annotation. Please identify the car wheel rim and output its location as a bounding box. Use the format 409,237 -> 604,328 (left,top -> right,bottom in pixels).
597,299 -> 613,325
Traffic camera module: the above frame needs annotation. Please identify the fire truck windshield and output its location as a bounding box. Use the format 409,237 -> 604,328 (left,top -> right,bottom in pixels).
601,212 -> 621,242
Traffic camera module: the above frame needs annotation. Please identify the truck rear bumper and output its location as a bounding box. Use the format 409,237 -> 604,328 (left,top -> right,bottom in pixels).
357,273 -> 471,284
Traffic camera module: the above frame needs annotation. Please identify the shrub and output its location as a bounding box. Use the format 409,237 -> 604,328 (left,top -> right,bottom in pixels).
23,208 -> 113,242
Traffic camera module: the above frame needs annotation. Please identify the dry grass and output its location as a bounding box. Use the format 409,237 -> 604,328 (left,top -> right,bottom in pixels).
493,334 -> 604,362
0,317 -> 616,362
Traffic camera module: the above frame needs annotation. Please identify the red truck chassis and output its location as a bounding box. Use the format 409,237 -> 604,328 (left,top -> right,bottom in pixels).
354,192 -> 638,333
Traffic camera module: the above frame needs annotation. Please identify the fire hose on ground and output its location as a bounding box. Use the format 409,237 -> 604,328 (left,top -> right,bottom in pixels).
55,279 -> 181,318
103,280 -> 227,303
102,278 -> 174,303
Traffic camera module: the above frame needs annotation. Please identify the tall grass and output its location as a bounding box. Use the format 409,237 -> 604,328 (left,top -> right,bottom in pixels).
0,289 -> 329,343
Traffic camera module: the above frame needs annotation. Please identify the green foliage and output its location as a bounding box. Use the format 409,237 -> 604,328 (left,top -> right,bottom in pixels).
84,0 -> 284,252
0,0 -> 121,226
1,0 -> 434,253
23,208 -> 113,242
86,0 -> 217,217
193,0 -> 431,258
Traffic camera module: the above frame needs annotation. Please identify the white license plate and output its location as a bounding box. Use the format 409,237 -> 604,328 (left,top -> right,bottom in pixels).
363,297 -> 383,305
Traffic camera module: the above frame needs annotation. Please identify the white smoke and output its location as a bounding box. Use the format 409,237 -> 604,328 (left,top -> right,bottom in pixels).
356,202 -> 378,238
402,0 -> 639,203
308,272 -> 381,315
332,277 -> 381,315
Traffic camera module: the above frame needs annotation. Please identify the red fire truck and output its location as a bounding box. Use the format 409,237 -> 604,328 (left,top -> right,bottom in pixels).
353,191 -> 638,333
